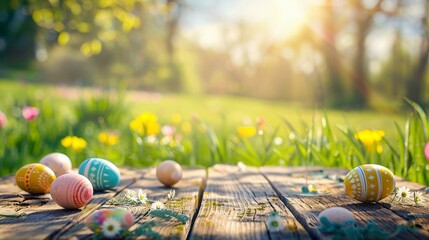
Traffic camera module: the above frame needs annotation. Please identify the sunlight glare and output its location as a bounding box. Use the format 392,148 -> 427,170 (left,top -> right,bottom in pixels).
247,0 -> 310,40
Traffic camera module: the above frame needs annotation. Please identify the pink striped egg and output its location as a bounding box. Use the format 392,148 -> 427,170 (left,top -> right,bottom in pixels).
50,173 -> 93,209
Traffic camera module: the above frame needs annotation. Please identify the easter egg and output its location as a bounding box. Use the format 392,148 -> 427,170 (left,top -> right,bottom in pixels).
78,158 -> 121,191
50,173 -> 93,209
156,160 -> 182,187
85,208 -> 135,233
15,163 -> 56,194
318,207 -> 355,240
40,152 -> 72,177
344,164 -> 396,203
318,207 -> 355,226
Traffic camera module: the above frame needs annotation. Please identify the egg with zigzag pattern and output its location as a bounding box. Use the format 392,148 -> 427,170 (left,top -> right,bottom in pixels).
78,158 -> 121,191
344,164 -> 395,203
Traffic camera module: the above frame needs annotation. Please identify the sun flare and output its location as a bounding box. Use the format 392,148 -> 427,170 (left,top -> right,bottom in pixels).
247,0 -> 310,40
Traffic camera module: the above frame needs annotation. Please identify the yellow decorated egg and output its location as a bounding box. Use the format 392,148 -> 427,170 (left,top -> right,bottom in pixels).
15,163 -> 56,194
344,164 -> 396,203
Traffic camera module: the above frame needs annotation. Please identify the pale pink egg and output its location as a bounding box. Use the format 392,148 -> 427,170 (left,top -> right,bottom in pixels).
40,152 -> 72,177
156,160 -> 182,187
50,173 -> 93,209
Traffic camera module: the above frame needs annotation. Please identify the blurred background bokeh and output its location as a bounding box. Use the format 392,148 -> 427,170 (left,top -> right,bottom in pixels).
1,0 -> 427,109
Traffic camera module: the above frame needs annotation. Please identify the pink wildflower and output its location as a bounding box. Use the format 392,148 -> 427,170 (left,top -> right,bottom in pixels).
161,125 -> 175,137
22,106 -> 39,121
0,111 -> 6,128
425,142 -> 429,162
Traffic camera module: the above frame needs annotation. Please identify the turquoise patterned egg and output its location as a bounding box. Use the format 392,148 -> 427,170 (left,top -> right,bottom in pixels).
78,158 -> 121,191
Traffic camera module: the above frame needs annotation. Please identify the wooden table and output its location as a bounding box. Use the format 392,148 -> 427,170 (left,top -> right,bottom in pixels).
0,165 -> 428,239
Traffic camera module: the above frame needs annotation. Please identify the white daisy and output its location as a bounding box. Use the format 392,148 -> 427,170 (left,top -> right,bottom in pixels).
414,191 -> 425,206
274,137 -> 283,146
167,189 -> 176,200
396,186 -> 411,203
125,189 -> 137,201
137,189 -> 148,204
101,218 -> 121,238
151,200 -> 166,210
237,162 -> 247,172
266,212 -> 284,233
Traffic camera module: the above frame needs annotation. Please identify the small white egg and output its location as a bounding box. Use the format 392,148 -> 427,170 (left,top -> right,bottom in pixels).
156,160 -> 182,187
318,207 -> 355,226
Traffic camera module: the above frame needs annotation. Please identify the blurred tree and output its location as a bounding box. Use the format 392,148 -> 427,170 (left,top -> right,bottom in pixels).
29,0 -> 144,57
0,0 -> 37,67
375,30 -> 411,100
405,0 -> 428,105
348,0 -> 402,108
165,0 -> 181,57
321,0 -> 345,107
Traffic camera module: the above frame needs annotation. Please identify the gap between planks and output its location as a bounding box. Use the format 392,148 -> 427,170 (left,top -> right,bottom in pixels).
260,166 -> 429,240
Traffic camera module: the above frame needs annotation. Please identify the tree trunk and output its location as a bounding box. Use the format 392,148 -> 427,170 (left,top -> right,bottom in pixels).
323,0 -> 345,107
351,19 -> 370,108
166,0 -> 180,58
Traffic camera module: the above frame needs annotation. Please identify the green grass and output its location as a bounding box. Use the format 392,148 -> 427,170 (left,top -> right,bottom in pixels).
0,79 -> 428,185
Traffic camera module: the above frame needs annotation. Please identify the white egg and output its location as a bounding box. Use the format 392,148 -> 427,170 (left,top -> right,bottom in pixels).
156,160 -> 182,187
40,152 -> 72,177
318,207 -> 355,226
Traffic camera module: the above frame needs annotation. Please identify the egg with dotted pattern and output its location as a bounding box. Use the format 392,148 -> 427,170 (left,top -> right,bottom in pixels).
78,158 -> 121,191
40,152 -> 72,177
344,164 -> 396,203
15,163 -> 56,194
50,173 -> 93,209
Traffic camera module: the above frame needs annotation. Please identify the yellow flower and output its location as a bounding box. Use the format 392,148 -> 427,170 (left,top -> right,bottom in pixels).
146,121 -> 160,136
137,112 -> 158,123
61,136 -> 73,148
129,112 -> 160,136
355,129 -> 384,153
98,131 -> 119,145
181,121 -> 192,134
237,126 -> 256,138
172,114 -> 182,125
61,136 -> 87,152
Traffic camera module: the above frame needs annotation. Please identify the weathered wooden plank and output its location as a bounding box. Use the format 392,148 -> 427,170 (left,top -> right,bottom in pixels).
190,164 -> 311,240
0,168 -> 143,240
59,167 -> 206,240
379,178 -> 429,232
261,166 -> 429,240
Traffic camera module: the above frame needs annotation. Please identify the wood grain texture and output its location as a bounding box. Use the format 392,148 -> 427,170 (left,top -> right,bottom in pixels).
0,168 -> 143,240
58,167 -> 205,240
190,164 -> 310,240
1,165 -> 428,239
134,167 -> 205,240
380,178 -> 429,232
260,166 -> 429,240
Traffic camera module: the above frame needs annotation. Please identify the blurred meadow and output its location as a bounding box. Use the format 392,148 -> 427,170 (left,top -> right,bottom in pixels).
0,0 -> 428,184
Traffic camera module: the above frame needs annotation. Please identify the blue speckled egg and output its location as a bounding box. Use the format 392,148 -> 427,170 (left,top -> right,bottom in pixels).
78,158 -> 121,191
